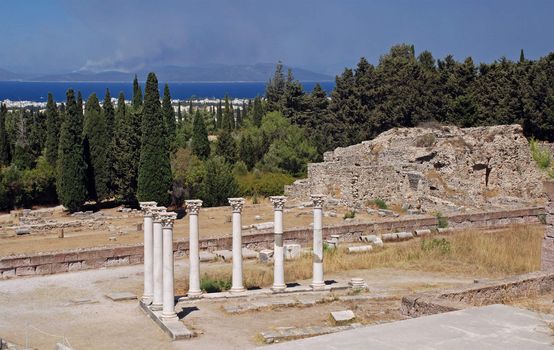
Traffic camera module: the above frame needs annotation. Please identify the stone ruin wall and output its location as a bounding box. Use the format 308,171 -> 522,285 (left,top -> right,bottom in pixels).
286,124 -> 547,213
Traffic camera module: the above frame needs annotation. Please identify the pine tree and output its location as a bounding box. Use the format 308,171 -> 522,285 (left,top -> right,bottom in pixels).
281,69 -> 308,124
215,128 -> 237,164
83,93 -> 110,202
265,62 -> 286,112
191,110 -> 210,160
200,155 -> 238,207
0,103 -> 11,165
132,75 -> 143,109
44,93 -> 60,165
137,73 -> 172,205
56,90 -> 86,212
162,83 -> 176,148
112,92 -> 141,203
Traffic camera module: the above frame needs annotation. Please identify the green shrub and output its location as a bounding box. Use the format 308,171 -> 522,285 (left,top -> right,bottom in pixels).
436,212 -> 449,228
200,276 -> 231,293
237,171 -> 295,197
530,138 -> 552,170
372,198 -> 388,209
343,210 -> 356,219
538,213 -> 547,225
421,238 -> 451,254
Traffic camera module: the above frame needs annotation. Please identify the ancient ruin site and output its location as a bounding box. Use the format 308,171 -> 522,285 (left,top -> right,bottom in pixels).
1,123 -> 553,350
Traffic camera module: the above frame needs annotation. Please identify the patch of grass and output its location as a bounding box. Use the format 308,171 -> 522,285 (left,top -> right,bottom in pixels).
421,238 -> 451,255
538,214 -> 547,225
436,212 -> 448,228
530,138 -> 552,170
343,210 -> 356,219
200,275 -> 231,293
372,198 -> 388,210
176,225 -> 542,292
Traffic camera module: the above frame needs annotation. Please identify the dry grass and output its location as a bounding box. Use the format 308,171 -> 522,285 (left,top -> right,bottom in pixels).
176,224 -> 543,294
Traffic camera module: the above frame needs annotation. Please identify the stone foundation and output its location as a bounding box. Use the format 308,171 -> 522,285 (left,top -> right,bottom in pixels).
542,181 -> 554,271
0,206 -> 544,279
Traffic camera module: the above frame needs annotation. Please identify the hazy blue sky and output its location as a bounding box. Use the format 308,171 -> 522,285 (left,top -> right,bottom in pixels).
1,0 -> 553,75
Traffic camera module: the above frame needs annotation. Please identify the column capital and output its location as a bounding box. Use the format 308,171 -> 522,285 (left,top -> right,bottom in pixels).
140,201 -> 158,216
228,197 -> 245,213
270,196 -> 287,211
310,194 -> 326,209
151,206 -> 167,222
160,211 -> 177,228
185,199 -> 203,215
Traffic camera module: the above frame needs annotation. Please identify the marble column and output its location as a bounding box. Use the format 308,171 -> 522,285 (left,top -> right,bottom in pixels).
310,194 -> 326,290
185,199 -> 203,298
150,206 -> 166,311
229,197 -> 246,293
270,196 -> 287,292
160,211 -> 178,321
140,201 -> 157,304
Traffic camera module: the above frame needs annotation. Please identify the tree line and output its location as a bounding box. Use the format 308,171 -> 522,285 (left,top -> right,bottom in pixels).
0,43 -> 553,211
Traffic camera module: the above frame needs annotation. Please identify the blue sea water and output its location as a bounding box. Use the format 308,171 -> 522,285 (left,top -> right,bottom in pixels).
0,81 -> 335,102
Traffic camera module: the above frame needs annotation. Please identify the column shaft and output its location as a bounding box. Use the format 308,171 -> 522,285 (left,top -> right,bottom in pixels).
142,215 -> 154,302
311,195 -> 325,290
161,224 -> 177,320
151,220 -> 163,310
188,212 -> 201,296
231,210 -> 244,292
272,203 -> 285,292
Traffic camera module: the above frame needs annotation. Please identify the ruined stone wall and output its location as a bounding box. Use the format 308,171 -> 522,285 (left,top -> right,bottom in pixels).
542,181 -> 554,271
0,206 -> 543,279
286,124 -> 546,213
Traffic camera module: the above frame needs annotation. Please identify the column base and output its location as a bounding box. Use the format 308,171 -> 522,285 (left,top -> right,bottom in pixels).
160,313 -> 178,322
187,290 -> 203,298
141,295 -> 153,305
150,303 -> 163,311
310,281 -> 325,291
271,284 -> 287,293
229,287 -> 246,294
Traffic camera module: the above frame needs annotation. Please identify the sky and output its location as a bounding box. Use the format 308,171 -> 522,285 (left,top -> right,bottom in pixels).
0,0 -> 553,76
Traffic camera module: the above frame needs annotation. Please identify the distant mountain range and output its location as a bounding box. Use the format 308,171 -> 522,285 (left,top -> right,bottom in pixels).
0,63 -> 333,82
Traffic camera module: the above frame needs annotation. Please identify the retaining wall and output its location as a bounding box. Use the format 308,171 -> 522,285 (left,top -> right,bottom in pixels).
0,206 -> 544,279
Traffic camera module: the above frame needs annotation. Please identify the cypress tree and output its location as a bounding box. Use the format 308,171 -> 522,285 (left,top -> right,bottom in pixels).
177,102 -> 183,124
189,99 -> 194,116
0,104 -> 11,165
113,92 -> 140,203
191,110 -> 210,160
56,89 -> 86,212
519,49 -> 525,63
137,73 -> 172,205
13,111 -> 34,169
216,101 -> 223,129
77,91 -> 84,122
215,128 -> 237,164
252,96 -> 264,127
222,95 -> 234,130
83,93 -> 110,201
162,83 -> 176,147
103,89 -> 115,140
132,75 -> 143,109
265,62 -> 286,112
45,93 -> 60,165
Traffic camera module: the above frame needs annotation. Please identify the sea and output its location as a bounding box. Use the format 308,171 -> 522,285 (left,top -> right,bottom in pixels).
0,81 -> 335,102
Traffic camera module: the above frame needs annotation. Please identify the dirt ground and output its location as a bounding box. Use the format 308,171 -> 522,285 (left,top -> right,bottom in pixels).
0,255 -> 479,350
0,199 -> 403,256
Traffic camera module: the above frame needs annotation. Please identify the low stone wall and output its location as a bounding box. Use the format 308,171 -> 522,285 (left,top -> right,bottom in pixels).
400,271 -> 554,318
0,206 -> 544,279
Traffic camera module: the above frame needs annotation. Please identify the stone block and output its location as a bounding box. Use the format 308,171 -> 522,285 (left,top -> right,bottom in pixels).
35,264 -> 53,275
546,225 -> 554,238
252,222 -> 273,230
284,244 -> 302,260
258,249 -> 274,263
242,248 -> 258,259
214,250 -> 233,261
15,227 -> 30,235
16,266 -> 35,276
82,258 -> 106,269
199,251 -> 217,262
545,202 -> 554,215
541,237 -> 554,271
407,209 -> 421,215
414,229 -> 432,237
0,257 -> 30,269
105,256 -> 129,266
52,262 -> 69,273
347,245 -> 373,253
396,231 -> 414,240
546,215 -> 554,225
381,233 -> 398,242
105,292 -> 137,301
330,310 -> 355,324
68,261 -> 82,271
1,269 -> 15,278
360,234 -> 384,247
129,255 -> 142,264
543,181 -> 554,201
